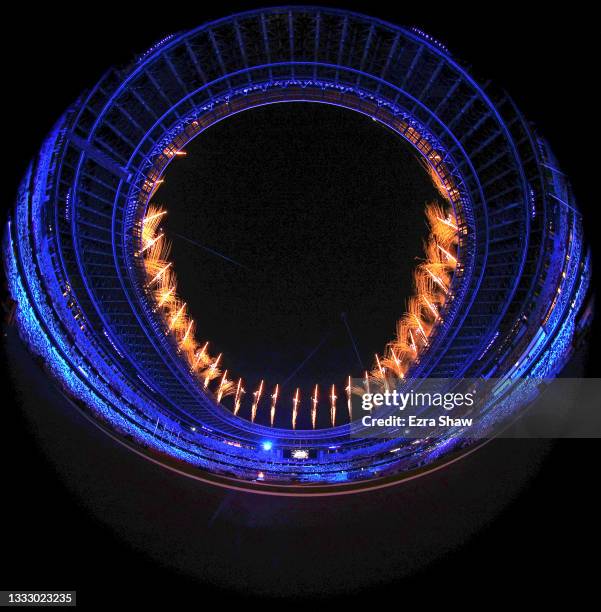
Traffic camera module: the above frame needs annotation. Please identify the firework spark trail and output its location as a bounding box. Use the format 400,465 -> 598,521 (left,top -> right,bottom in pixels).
217,370 -> 234,402
375,353 -> 384,375
423,266 -> 449,293
156,285 -> 175,308
143,210 -> 167,224
181,319 -> 194,343
203,353 -> 222,388
388,348 -> 404,378
437,215 -> 458,231
374,353 -> 390,392
217,371 -> 228,402
139,232 -> 164,254
346,375 -> 353,419
422,295 -> 439,320
377,201 -> 459,382
437,243 -> 457,264
149,179 -> 164,198
192,342 -> 209,370
141,204 -> 223,388
142,182 -> 458,428
168,302 -> 187,331
270,384 -> 279,426
251,379 -> 264,423
292,388 -> 300,429
233,378 -> 244,415
146,262 -> 172,287
408,330 -> 418,353
330,384 -> 337,427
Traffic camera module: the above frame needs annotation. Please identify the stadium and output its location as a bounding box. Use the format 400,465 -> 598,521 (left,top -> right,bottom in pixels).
2,6 -> 592,495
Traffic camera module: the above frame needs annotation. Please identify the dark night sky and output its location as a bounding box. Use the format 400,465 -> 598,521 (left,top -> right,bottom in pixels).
2,1 -> 600,606
159,103 -> 438,422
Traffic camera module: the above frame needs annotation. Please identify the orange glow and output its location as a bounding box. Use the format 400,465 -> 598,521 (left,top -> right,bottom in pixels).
141,204 -> 223,391
378,201 -> 458,382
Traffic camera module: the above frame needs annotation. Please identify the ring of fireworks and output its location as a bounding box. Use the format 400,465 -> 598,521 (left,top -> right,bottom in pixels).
3,6 -> 591,494
138,96 -> 461,429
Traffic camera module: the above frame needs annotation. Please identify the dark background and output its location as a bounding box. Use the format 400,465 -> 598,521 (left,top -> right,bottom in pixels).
2,1 -> 599,605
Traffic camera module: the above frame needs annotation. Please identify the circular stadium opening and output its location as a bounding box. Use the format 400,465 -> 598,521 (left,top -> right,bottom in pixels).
145,101 -> 453,429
